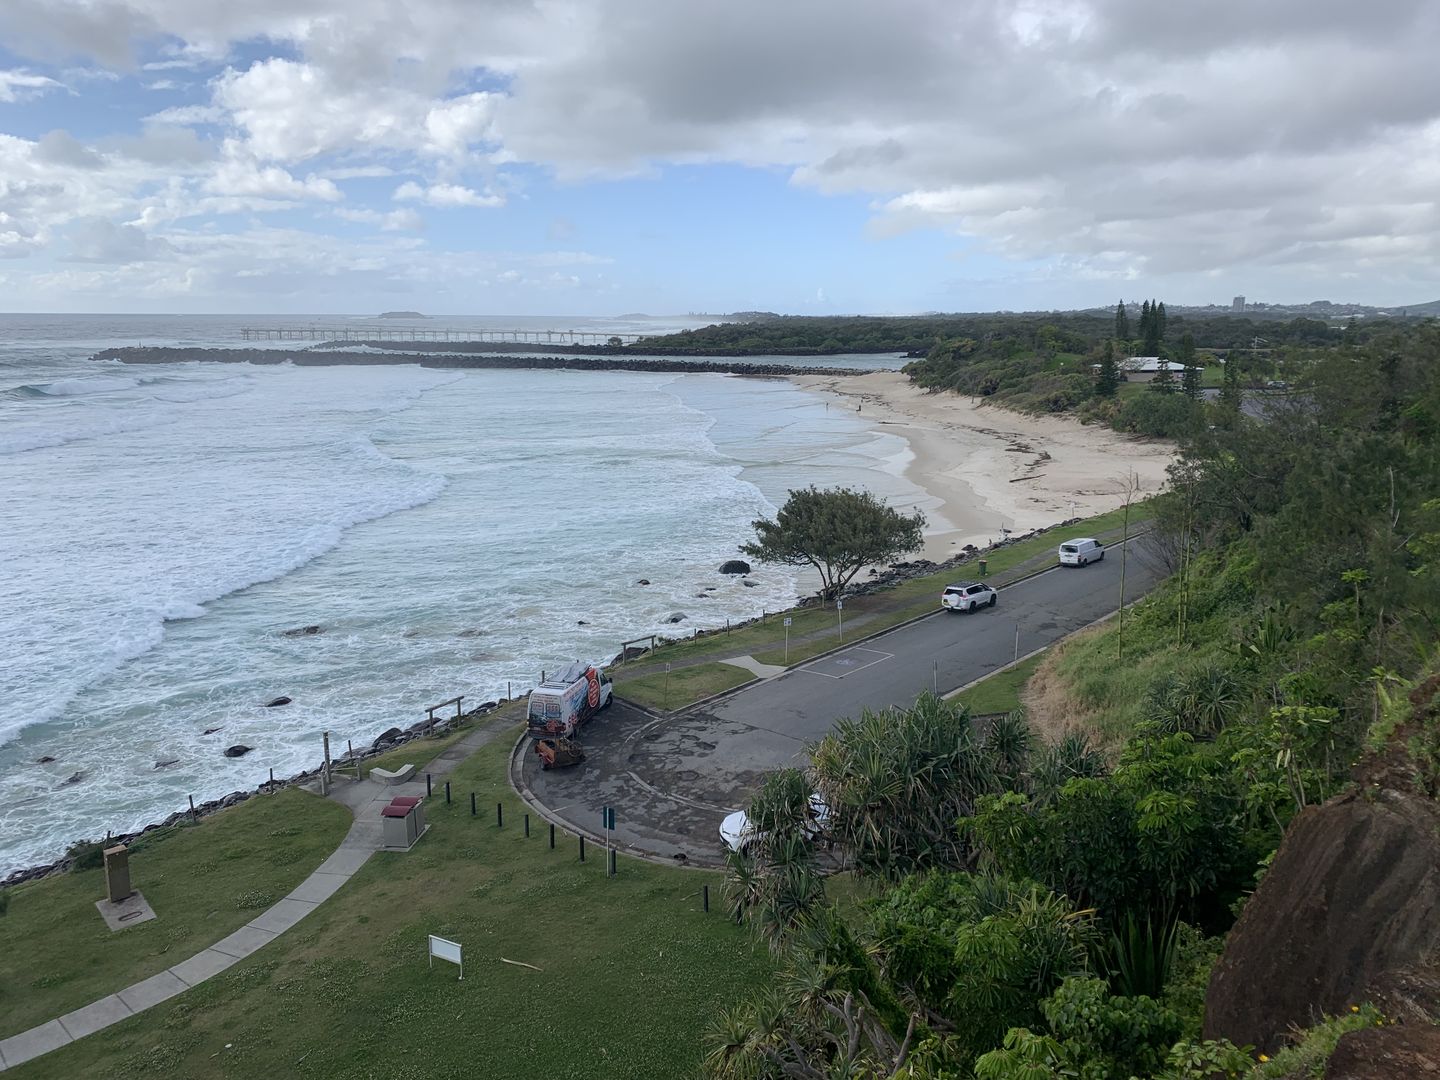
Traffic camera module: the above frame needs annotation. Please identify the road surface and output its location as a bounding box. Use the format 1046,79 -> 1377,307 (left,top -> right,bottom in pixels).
516,535 -> 1167,865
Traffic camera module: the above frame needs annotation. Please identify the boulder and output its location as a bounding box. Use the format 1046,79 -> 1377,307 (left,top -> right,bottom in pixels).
636,579 -> 651,586
202,727 -> 223,735
282,625 -> 323,637
371,727 -> 403,749
456,628 -> 484,638
37,755 -> 55,764
719,560 -> 751,575
223,744 -> 253,758
262,696 -> 292,708
1205,674 -> 1440,1053
742,579 -> 760,588
63,771 -> 85,785
1325,1025 -> 1440,1079
666,612 -> 687,624
577,620 -> 588,625
154,758 -> 180,769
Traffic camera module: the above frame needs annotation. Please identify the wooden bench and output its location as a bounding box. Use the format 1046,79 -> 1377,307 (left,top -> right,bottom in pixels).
370,763 -> 416,785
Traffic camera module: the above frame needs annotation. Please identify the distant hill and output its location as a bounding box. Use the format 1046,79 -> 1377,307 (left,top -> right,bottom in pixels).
1396,299 -> 1440,316
377,311 -> 426,319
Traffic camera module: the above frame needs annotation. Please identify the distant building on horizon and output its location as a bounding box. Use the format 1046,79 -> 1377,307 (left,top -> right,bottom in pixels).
1232,295 -> 1246,311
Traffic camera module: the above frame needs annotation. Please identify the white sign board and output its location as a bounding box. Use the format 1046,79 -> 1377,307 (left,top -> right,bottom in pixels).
836,600 -> 844,610
783,617 -> 792,627
428,934 -> 463,980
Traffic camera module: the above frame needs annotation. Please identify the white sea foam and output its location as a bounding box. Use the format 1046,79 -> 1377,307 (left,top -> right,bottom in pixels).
0,317 -> 926,874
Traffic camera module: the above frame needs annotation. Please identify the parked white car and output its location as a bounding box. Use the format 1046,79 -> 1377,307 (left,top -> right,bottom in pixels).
1058,538 -> 1105,566
941,581 -> 998,612
720,793 -> 830,853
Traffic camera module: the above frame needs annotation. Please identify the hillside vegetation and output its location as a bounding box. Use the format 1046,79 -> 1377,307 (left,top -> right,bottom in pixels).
703,321 -> 1440,1078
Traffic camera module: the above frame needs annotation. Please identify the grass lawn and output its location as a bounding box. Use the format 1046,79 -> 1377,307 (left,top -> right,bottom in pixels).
0,787 -> 351,1040
951,652 -> 1046,716
13,732 -> 770,1080
360,703 -> 526,779
614,662 -> 754,712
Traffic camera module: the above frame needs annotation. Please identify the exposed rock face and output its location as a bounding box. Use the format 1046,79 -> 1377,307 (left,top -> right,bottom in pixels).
666,612 -> 687,623
1205,675 -> 1440,1053
636,579 -> 651,586
1324,1025 -> 1440,1079
224,745 -> 253,758
371,727 -> 402,749
263,696 -> 292,707
1205,789 -> 1440,1052
283,625 -> 323,637
719,560 -> 751,575
37,755 -> 55,764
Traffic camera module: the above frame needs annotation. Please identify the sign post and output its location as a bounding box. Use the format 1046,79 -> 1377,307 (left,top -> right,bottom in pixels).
836,598 -> 844,642
664,663 -> 671,712
428,934 -> 463,980
783,617 -> 792,664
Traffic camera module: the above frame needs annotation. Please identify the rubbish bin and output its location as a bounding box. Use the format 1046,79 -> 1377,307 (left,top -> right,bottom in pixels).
382,802 -> 417,849
390,795 -> 426,835
978,558 -> 988,576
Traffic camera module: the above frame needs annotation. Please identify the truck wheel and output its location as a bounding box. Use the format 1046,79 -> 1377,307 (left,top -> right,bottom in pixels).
989,594 -> 997,607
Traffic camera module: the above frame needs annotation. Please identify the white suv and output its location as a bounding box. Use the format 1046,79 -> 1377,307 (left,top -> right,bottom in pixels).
941,582 -> 997,613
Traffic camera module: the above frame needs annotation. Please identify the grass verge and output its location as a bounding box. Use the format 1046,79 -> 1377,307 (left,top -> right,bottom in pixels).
615,662 -> 754,712
13,731 -> 770,1080
0,788 -> 351,1040
951,652 -> 1046,716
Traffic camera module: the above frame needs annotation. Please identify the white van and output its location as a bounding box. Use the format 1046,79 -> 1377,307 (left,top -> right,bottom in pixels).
1059,538 -> 1104,566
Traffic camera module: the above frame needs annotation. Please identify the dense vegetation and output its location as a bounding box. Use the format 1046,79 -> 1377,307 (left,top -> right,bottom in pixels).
705,322 -> 1440,1078
634,309 -> 1400,357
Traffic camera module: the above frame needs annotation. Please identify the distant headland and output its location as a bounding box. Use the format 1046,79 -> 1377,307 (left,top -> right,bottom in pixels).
377,311 -> 426,319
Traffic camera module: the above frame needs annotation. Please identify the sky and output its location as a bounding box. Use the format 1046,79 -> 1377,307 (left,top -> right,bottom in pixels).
1,0 -> 1438,316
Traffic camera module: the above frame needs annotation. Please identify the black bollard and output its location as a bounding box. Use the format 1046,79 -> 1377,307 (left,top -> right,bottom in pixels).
579,835 -> 586,862
496,802 -> 503,828
470,792 -> 476,816
549,823 -> 555,849
426,773 -> 432,797
524,814 -> 530,837
445,781 -> 451,805
703,884 -> 710,913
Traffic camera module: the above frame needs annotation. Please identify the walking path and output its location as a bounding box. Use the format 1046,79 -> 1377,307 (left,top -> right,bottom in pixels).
0,720 -> 506,1074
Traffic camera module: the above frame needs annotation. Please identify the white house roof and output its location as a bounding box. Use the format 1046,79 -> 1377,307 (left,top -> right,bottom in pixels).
1122,356 -> 1170,372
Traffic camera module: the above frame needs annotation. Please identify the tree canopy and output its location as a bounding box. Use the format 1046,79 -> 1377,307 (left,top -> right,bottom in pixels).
741,486 -> 925,600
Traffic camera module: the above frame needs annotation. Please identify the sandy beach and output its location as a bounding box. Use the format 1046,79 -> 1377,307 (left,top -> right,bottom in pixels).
792,371 -> 1176,561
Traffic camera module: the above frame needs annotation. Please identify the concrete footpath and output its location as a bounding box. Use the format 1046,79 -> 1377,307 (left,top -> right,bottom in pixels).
0,720 -> 505,1073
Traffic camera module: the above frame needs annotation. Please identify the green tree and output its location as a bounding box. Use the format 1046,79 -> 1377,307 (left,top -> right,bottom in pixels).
1149,361 -> 1177,394
1115,301 -> 1130,342
1218,357 -> 1242,417
809,691 -> 1000,879
741,486 -> 925,600
1094,340 -> 1121,398
1141,300 -> 1162,356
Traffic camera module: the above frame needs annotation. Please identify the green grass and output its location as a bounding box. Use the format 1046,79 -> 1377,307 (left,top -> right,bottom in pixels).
951,652 -> 1046,715
13,732 -> 770,1080
362,704 -> 525,778
0,788 -> 351,1040
615,661 -> 754,712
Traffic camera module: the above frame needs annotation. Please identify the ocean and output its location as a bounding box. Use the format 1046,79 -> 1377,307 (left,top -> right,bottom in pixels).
0,313 -> 918,875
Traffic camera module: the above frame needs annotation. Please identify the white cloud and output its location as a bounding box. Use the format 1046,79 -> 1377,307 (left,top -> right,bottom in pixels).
204,149 -> 342,201
0,68 -> 62,102
3,0 -> 1440,301
393,180 -> 502,208
335,206 -> 425,231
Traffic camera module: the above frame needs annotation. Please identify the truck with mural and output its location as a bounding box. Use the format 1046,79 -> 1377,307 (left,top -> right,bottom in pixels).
525,661 -> 613,739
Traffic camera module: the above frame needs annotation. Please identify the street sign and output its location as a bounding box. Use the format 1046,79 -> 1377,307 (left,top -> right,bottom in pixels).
428,935 -> 463,980
836,599 -> 843,610
783,617 -> 792,627
665,663 -> 671,673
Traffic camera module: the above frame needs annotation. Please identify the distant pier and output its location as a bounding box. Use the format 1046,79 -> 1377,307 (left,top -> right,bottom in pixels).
239,326 -> 645,345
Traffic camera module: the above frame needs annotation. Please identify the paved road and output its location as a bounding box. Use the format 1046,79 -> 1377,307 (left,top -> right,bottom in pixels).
518,536 -> 1167,866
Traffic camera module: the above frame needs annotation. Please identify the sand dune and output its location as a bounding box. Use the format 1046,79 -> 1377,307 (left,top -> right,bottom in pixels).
792,372 -> 1176,561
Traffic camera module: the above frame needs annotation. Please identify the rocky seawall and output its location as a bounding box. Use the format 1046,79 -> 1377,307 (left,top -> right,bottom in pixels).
0,700 -> 510,890
92,346 -> 879,377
